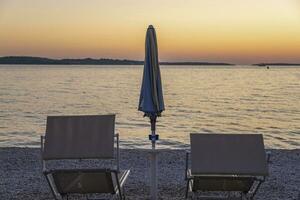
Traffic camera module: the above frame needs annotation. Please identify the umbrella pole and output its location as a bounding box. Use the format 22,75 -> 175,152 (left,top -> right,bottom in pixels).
150,116 -> 157,200
150,116 -> 156,148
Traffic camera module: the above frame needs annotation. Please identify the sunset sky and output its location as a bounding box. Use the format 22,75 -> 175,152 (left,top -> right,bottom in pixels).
0,0 -> 300,64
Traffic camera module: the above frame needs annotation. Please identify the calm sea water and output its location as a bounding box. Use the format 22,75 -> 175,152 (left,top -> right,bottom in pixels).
0,65 -> 299,149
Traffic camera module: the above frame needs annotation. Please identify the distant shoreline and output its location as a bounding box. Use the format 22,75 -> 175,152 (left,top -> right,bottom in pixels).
0,56 -> 233,66
253,63 -> 300,66
1,56 -> 299,66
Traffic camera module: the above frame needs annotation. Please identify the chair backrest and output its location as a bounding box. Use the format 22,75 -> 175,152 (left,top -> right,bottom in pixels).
43,115 -> 115,160
190,133 -> 268,176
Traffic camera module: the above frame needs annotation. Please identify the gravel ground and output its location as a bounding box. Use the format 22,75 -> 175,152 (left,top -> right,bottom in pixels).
0,148 -> 299,200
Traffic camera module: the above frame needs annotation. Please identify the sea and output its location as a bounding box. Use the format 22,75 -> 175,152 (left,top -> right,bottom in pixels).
0,65 -> 299,149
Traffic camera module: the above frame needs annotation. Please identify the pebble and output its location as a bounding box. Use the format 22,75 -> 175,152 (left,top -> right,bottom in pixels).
0,148 -> 299,199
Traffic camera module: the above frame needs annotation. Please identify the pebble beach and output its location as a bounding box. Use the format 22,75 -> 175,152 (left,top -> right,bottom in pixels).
0,148 -> 299,199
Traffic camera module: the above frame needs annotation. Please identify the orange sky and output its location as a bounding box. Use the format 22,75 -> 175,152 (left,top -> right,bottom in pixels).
0,0 -> 300,64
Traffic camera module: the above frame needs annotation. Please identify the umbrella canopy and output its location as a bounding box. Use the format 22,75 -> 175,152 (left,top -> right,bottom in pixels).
138,25 -> 164,117
138,25 -> 164,200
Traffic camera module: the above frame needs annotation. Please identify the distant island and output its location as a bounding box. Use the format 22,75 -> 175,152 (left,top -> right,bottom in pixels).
254,63 -> 300,66
0,56 -> 233,66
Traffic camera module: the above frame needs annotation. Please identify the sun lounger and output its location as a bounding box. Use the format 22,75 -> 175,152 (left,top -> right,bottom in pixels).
185,134 -> 269,199
41,115 -> 130,200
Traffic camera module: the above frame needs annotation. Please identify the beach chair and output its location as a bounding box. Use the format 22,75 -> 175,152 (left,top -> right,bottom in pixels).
41,115 -> 130,200
185,134 -> 269,199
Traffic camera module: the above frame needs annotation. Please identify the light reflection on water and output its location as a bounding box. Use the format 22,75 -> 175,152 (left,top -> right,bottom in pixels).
0,65 -> 299,149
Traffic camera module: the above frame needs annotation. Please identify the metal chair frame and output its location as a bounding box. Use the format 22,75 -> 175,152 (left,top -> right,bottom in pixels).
185,151 -> 267,200
41,133 -> 129,200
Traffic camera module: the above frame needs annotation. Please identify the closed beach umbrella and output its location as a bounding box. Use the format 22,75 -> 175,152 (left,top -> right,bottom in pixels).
138,25 -> 164,200
139,25 -> 165,118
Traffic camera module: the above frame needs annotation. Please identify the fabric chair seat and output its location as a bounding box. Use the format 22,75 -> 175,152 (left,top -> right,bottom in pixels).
192,176 -> 255,192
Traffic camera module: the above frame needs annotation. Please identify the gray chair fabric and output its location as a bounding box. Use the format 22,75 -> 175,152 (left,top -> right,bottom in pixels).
43,115 -> 115,160
185,133 -> 269,199
45,169 -> 129,194
41,115 -> 130,200
192,176 -> 255,192
190,133 -> 268,176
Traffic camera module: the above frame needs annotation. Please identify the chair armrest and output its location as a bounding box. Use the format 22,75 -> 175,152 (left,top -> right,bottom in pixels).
185,151 -> 190,180
118,170 -> 131,188
114,133 -> 120,172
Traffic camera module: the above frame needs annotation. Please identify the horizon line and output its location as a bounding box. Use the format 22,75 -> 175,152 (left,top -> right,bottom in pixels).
1,56 -> 300,66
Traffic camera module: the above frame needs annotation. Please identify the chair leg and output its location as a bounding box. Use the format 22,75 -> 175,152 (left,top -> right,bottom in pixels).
243,192 -> 252,200
191,191 -> 196,200
251,180 -> 263,199
240,192 -> 243,200
185,179 -> 190,199
227,192 -> 231,199
118,189 -> 126,200
122,187 -> 126,200
118,193 -> 123,200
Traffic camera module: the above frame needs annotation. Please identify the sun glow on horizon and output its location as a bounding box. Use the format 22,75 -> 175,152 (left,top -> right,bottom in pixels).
0,0 -> 300,64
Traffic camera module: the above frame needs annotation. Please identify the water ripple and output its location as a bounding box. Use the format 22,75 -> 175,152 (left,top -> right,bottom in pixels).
0,65 -> 299,149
